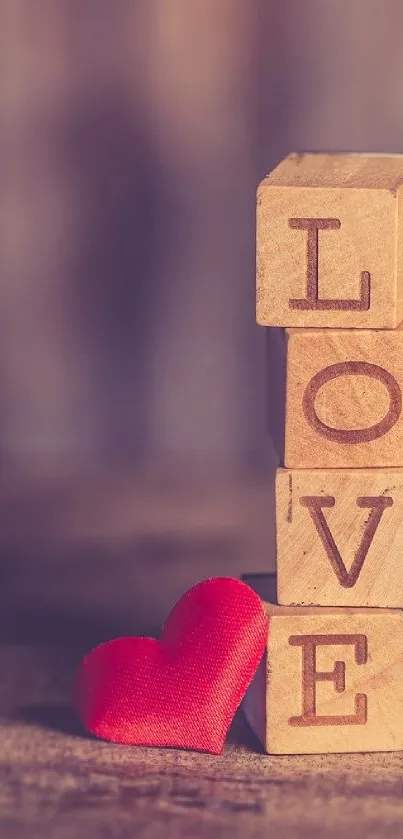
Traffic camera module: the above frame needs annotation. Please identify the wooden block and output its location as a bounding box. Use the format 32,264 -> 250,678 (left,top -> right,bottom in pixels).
276,468 -> 403,607
257,152 -> 403,329
243,603 -> 403,754
285,327 -> 403,468
266,327 -> 286,461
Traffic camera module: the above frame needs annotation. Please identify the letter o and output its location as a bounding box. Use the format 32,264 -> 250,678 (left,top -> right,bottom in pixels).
302,361 -> 402,443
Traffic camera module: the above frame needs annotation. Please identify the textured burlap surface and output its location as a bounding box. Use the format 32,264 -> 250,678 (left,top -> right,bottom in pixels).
0,473 -> 402,838
1,644 -> 403,839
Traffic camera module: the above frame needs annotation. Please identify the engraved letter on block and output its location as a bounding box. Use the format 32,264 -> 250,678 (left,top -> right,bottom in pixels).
288,634 -> 367,726
285,328 -> 403,468
257,153 -> 403,328
243,604 -> 403,754
288,218 -> 370,312
276,468 -> 403,608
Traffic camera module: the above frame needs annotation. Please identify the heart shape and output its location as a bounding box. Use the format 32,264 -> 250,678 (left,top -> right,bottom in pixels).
74,577 -> 267,754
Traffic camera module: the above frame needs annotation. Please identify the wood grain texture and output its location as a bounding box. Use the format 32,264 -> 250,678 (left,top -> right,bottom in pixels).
284,327 -> 403,468
266,327 -> 287,461
244,603 -> 403,755
257,153 -> 403,329
276,468 -> 403,607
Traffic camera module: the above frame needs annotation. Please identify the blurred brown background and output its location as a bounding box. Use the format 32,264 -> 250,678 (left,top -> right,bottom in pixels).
1,0 -> 403,640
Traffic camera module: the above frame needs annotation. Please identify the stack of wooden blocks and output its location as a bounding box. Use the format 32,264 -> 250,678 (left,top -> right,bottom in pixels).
244,152 -> 403,755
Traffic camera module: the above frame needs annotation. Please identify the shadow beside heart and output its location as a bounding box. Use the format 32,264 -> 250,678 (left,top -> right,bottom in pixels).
15,702 -> 92,740
14,703 -> 264,754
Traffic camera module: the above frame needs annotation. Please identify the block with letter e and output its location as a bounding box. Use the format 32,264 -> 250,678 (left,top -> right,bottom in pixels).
257,152 -> 403,329
243,603 -> 403,754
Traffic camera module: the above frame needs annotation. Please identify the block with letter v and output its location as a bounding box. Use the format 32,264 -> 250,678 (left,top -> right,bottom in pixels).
276,468 -> 403,607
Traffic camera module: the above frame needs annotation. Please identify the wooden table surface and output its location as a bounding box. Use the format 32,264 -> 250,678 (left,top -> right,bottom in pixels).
1,468 -> 403,838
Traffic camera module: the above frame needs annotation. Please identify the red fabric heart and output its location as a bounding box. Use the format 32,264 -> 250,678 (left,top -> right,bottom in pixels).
74,577 -> 267,754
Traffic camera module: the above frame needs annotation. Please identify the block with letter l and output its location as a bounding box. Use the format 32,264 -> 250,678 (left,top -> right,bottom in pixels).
257,152 -> 403,329
243,603 -> 403,754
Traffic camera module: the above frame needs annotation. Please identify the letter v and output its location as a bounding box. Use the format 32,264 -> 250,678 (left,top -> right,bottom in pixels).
299,496 -> 393,588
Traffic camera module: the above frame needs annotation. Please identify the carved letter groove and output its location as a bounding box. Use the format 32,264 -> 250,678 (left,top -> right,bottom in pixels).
288,217 -> 371,311
288,634 -> 368,727
299,495 -> 393,588
303,361 -> 402,443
